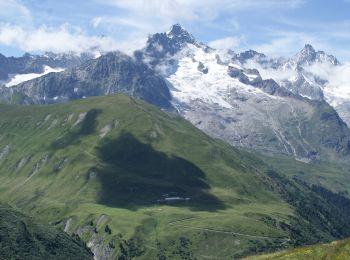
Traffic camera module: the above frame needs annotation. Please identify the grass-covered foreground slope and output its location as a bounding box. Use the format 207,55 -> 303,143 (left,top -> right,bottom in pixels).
1,94 -> 350,259
245,238 -> 350,259
0,204 -> 93,260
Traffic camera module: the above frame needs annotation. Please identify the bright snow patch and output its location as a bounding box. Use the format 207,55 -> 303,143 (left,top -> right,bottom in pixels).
167,45 -> 268,109
5,66 -> 64,87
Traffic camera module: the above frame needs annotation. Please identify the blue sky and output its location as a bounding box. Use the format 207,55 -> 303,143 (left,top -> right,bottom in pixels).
0,0 -> 349,61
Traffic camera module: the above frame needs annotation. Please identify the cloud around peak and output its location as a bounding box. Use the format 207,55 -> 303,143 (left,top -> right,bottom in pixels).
208,36 -> 243,50
0,23 -> 147,55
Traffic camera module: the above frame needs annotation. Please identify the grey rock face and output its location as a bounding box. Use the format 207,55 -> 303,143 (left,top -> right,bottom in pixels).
3,52 -> 172,108
197,62 -> 208,74
227,64 -> 292,97
281,74 -> 325,100
0,52 -> 93,81
179,97 -> 319,161
235,50 -> 266,64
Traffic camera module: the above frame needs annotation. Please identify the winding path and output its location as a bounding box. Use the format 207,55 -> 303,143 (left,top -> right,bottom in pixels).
168,218 -> 290,241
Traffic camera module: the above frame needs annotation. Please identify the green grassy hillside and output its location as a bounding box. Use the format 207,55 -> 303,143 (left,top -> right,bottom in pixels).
0,204 -> 93,259
261,153 -> 350,196
0,94 -> 350,259
245,238 -> 350,259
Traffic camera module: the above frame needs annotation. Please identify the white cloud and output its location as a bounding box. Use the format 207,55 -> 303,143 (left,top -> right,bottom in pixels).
0,0 -> 32,24
254,37 -> 301,57
96,0 -> 304,32
305,62 -> 350,103
208,36 -> 242,50
100,0 -> 304,22
91,17 -> 103,28
252,31 -> 330,58
244,60 -> 296,82
91,0 -> 304,56
328,63 -> 350,99
251,18 -> 350,61
0,24 -> 144,55
90,16 -> 151,31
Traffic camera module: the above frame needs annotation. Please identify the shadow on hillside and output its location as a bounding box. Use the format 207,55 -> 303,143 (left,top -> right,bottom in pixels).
50,109 -> 102,150
95,132 -> 225,211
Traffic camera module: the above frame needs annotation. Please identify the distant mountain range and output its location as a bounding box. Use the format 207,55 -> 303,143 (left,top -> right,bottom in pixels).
0,24 -> 349,163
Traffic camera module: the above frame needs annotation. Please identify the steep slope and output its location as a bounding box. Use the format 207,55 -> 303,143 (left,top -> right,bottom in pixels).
245,238 -> 350,259
0,204 -> 93,259
0,51 -> 171,108
1,94 -> 350,258
138,25 -> 350,162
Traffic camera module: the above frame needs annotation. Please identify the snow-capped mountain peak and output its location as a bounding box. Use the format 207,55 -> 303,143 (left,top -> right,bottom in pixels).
300,44 -> 316,55
166,24 -> 196,44
295,44 -> 339,66
143,24 -> 200,58
296,44 -> 317,65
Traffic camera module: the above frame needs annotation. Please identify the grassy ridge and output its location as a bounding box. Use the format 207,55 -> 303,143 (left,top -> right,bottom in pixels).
0,94 -> 350,258
245,238 -> 350,259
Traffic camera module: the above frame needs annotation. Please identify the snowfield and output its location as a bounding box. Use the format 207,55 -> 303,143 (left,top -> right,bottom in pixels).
4,66 -> 64,87
168,45 -> 272,111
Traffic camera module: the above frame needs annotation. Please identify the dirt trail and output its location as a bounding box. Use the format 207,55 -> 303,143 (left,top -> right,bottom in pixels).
168,222 -> 289,241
